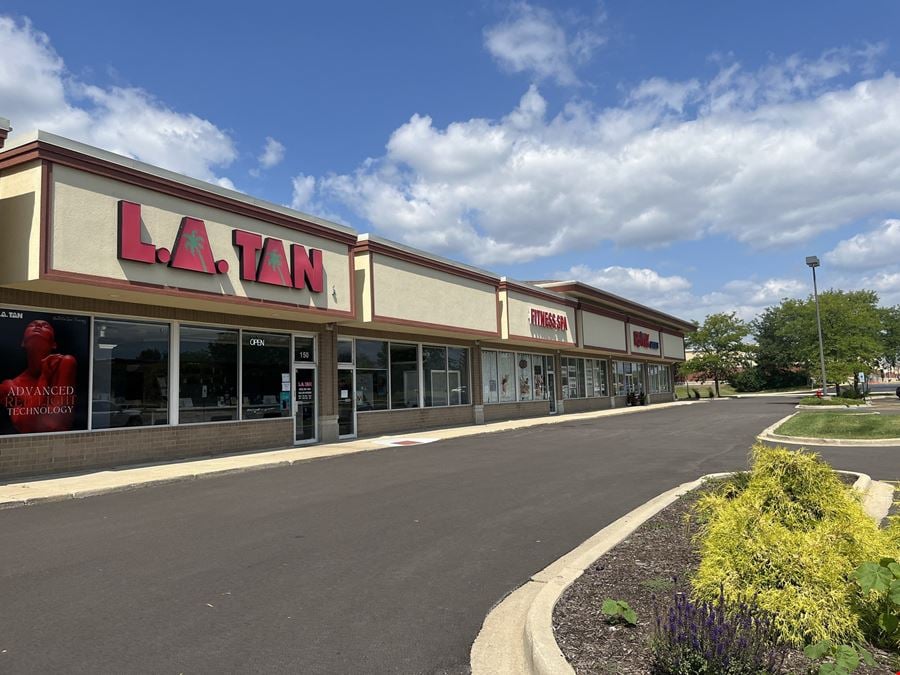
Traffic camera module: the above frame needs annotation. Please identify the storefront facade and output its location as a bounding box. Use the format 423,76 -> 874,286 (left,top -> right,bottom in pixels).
0,130 -> 693,478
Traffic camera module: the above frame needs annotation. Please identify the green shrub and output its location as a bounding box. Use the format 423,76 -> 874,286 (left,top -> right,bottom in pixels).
692,445 -> 900,647
731,367 -> 766,392
799,396 -> 865,406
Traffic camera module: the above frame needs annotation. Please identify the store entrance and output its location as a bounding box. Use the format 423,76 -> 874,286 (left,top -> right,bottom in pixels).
337,368 -> 355,437
294,366 -> 317,443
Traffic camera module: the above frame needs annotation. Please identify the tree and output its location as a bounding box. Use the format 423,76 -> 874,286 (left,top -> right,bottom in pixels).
879,306 -> 900,375
680,312 -> 752,397
755,290 -> 883,394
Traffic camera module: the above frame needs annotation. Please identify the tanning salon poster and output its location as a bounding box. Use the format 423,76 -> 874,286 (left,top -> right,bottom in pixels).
0,309 -> 90,435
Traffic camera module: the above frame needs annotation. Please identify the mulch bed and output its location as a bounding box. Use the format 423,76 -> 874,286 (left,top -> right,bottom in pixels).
552,479 -> 897,674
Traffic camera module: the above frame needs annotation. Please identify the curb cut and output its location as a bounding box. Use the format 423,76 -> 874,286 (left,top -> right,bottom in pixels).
757,412 -> 900,447
471,470 -> 890,675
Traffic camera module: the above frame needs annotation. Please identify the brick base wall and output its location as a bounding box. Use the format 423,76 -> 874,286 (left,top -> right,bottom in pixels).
483,400 -> 550,422
0,418 -> 293,480
649,392 -> 675,404
561,397 -> 613,414
356,406 -> 476,437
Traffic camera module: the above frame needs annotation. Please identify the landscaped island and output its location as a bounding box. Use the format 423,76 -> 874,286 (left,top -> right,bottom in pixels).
554,446 -> 900,673
798,396 -> 866,407
777,412 -> 900,439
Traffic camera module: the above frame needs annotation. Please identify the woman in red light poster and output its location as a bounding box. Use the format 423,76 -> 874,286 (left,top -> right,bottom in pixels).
0,309 -> 90,435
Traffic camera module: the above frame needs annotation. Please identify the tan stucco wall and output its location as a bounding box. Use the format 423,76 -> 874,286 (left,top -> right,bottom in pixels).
627,323 -> 661,357
50,165 -> 353,313
353,252 -> 373,321
371,253 -> 497,333
0,162 -> 42,285
581,310 -> 626,351
662,332 -> 685,360
505,290 -> 576,344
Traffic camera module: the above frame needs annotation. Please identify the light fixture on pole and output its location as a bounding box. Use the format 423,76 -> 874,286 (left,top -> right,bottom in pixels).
806,255 -> 828,395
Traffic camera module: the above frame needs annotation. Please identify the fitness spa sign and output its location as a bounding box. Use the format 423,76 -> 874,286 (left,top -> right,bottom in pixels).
116,200 -> 325,293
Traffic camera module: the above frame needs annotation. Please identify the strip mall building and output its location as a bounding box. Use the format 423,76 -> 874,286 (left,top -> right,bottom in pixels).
0,122 -> 693,479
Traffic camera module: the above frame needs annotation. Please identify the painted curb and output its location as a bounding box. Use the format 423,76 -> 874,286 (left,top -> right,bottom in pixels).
472,470 -> 887,675
757,412 -> 900,447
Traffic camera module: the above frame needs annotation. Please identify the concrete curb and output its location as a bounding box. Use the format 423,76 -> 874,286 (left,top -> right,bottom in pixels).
471,470 -> 891,675
0,399 -> 700,509
471,472 -> 732,675
757,412 -> 900,447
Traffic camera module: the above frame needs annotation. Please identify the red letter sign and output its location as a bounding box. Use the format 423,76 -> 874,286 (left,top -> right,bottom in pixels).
117,201 -> 155,264
169,217 -> 217,274
256,238 -> 292,287
232,230 -> 263,281
292,245 -> 324,292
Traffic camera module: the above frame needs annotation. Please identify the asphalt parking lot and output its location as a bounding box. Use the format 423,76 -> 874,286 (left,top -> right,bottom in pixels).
0,397 -> 895,674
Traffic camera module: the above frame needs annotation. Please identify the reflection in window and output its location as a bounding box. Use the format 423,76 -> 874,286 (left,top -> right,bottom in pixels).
179,326 -> 238,423
423,345 -> 448,407
92,319 -> 169,429
482,350 -> 499,404
356,339 -> 388,411
517,354 -> 532,401
390,343 -> 418,408
242,332 -> 290,419
337,339 -> 353,364
498,351 -> 516,402
447,347 -> 469,405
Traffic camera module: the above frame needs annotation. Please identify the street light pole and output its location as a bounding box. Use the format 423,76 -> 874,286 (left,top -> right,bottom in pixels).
806,256 -> 828,395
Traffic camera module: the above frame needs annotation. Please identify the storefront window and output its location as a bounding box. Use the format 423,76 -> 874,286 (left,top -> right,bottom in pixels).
517,354 -> 533,401
561,357 -> 575,399
498,351 -> 516,402
179,326 -> 238,423
294,336 -> 315,362
242,332 -> 290,420
648,364 -> 671,393
591,359 -> 608,397
356,339 -> 388,411
448,347 -> 469,405
423,345 -> 448,407
390,343 -> 419,408
337,339 -> 353,364
614,361 -> 645,396
92,319 -> 169,429
482,350 -> 499,404
533,356 -> 547,400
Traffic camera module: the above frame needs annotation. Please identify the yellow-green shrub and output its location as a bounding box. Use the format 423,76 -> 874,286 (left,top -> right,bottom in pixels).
692,444 -> 900,647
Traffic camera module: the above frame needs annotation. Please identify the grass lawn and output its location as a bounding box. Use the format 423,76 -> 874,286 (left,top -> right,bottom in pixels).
776,412 -> 900,439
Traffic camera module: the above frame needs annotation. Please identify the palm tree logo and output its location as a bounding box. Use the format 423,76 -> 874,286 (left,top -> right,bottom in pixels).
267,249 -> 287,286
184,230 -> 208,273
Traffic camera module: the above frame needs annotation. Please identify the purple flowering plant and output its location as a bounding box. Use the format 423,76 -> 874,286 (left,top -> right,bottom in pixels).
650,589 -> 787,674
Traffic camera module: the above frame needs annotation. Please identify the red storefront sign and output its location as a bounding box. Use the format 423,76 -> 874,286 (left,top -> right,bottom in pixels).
530,308 -> 568,331
633,330 -> 659,350
117,200 -> 324,292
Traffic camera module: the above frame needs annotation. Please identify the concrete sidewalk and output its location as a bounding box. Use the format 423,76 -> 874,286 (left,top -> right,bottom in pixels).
0,399 -> 702,508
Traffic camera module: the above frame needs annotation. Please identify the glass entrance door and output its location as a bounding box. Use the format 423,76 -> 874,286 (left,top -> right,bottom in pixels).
294,367 -> 316,442
337,369 -> 355,437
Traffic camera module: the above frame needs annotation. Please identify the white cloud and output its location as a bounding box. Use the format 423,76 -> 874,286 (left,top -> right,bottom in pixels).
825,219 -> 900,269
553,264 -> 809,323
483,2 -> 604,86
0,16 -> 236,184
290,174 -> 317,211
321,45 -> 900,267
258,136 -> 285,170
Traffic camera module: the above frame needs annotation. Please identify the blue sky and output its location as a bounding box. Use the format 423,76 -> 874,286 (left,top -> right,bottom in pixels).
3,1 -> 900,321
